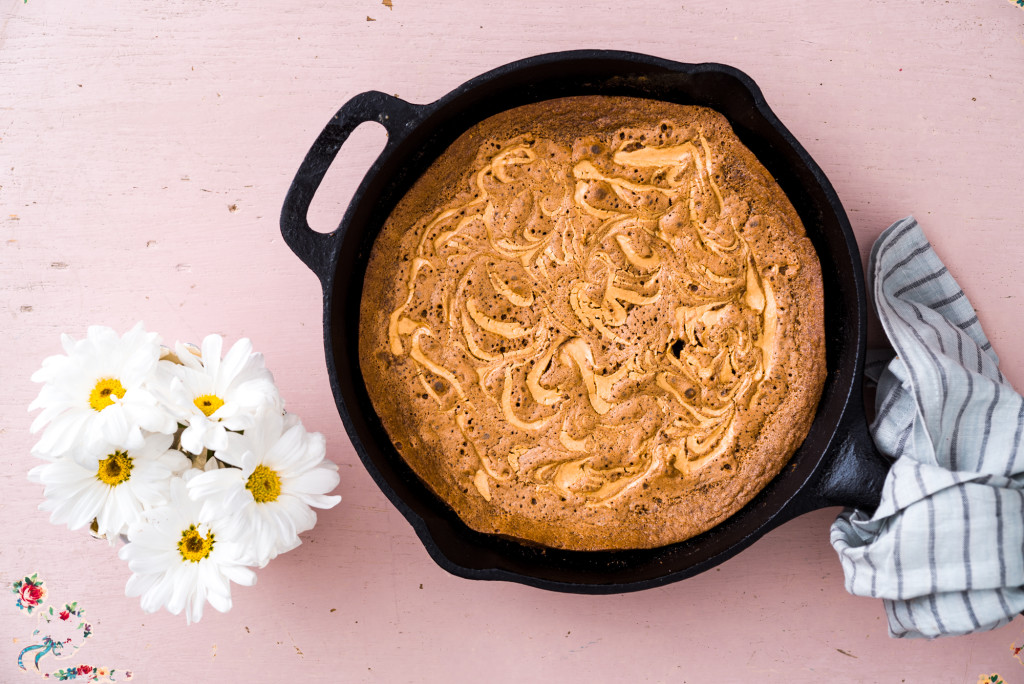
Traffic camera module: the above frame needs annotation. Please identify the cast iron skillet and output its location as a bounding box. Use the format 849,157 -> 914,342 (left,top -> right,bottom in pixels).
280,50 -> 890,593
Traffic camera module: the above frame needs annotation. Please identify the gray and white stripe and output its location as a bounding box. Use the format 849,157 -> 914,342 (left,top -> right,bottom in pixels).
830,216 -> 1024,638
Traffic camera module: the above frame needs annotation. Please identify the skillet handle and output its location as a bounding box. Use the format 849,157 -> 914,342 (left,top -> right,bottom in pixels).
280,91 -> 421,285
801,407 -> 891,515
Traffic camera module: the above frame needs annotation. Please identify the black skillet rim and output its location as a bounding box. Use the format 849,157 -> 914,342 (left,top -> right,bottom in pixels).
303,50 -> 867,593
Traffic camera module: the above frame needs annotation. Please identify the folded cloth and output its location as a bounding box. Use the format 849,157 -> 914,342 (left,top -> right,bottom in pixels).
830,216 -> 1024,638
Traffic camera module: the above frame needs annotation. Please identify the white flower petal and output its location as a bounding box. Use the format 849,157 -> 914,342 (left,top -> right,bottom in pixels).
98,405 -> 132,445
201,334 -> 224,379
276,495 -> 318,536
125,549 -> 180,576
34,411 -> 91,455
166,563 -> 194,617
205,424 -> 229,452
218,338 -> 253,388
188,578 -> 207,624
294,492 -> 342,510
142,571 -> 178,614
178,423 -> 205,456
218,560 -> 257,587
205,586 -> 232,614
172,342 -> 204,371
124,565 -> 159,597
188,468 -> 246,517
285,468 -> 342,499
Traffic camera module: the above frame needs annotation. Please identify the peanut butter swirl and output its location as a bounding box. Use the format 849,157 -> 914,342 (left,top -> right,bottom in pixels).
360,97 -> 826,550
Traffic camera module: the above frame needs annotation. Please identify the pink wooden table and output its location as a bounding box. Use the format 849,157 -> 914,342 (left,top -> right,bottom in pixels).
3,1 -> 1024,681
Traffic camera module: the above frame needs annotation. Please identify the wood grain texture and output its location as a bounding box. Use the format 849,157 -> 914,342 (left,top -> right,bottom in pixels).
2,0 -> 1023,682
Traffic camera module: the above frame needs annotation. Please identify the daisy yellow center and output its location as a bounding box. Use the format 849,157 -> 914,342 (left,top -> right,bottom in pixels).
96,451 -> 133,486
193,394 -> 224,417
178,524 -> 215,563
246,465 -> 282,503
89,378 -> 125,412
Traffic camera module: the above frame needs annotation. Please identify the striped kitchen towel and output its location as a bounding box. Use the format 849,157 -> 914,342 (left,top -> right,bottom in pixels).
830,216 -> 1024,638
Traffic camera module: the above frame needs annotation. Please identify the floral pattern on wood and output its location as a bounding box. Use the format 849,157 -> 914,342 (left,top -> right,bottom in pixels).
11,573 -> 132,681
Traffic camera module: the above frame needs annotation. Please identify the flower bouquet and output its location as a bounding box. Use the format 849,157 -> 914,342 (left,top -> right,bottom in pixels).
27,324 -> 340,623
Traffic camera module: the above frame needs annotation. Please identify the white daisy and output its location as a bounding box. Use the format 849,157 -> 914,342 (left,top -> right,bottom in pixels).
28,432 -> 190,542
187,409 -> 340,567
29,323 -> 176,457
119,471 -> 256,624
156,335 -> 281,455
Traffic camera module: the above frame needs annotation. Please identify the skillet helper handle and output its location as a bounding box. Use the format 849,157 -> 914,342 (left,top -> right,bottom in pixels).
280,91 -> 420,285
806,409 -> 890,514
